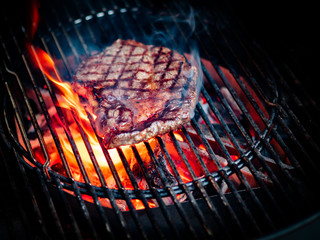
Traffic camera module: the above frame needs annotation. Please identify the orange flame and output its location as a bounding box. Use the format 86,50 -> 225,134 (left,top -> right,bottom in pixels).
28,45 -> 127,185
29,46 -> 88,121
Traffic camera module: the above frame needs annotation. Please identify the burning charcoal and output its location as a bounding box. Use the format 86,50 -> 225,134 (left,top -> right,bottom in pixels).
219,168 -> 273,194
27,106 -> 56,135
98,198 -> 128,211
131,162 -> 145,181
130,140 -> 177,189
149,150 -> 177,188
220,87 -> 242,118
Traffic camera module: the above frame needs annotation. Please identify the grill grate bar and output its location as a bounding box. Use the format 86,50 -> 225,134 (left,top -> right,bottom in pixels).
0,51 -> 52,236
131,144 -> 182,239
144,141 -> 200,240
72,112 -> 116,239
271,117 -> 316,207
51,8 -> 82,66
276,112 -> 320,174
179,126 -> 235,238
3,76 -> 34,160
0,146 -> 27,239
8,57 -> 51,171
266,61 -> 320,162
195,101 -> 277,231
74,112 -> 108,187
116,147 -> 166,239
199,77 -> 298,218
21,71 -> 99,239
272,117 -> 309,178
190,116 -> 263,235
83,112 -> 134,237
201,64 -> 252,146
88,114 -> 148,240
51,176 -> 83,239
167,0 -> 277,154
199,85 -> 287,221
137,0 -> 266,204
177,1 -> 277,147
198,89 -> 278,230
11,148 -> 50,239
189,117 -> 249,237
34,168 -> 67,239
280,101 -> 320,171
100,186 -> 133,240
2,72 -> 63,235
159,133 -> 214,238
69,181 -> 100,239
258,134 -> 307,207
60,5 -> 90,56
69,0 -> 99,48
200,64 -> 301,212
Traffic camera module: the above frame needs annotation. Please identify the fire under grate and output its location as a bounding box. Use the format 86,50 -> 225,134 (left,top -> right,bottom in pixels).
1,0 -> 320,239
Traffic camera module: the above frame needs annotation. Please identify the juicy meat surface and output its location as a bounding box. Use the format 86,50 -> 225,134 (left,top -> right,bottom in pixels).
73,39 -> 198,148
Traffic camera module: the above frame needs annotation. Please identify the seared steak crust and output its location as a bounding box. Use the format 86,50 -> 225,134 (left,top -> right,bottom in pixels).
73,39 -> 197,148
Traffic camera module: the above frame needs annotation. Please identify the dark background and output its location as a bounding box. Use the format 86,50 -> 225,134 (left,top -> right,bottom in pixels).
229,0 -> 317,62
2,0 -> 318,77
228,0 -> 318,103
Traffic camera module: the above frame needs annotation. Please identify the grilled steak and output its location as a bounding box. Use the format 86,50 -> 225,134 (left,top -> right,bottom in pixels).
73,39 -> 198,148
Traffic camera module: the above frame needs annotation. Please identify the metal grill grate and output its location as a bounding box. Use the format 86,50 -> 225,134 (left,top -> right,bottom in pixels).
1,0 -> 320,239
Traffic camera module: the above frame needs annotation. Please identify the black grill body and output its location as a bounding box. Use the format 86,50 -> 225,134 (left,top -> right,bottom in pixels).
1,0 -> 320,239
